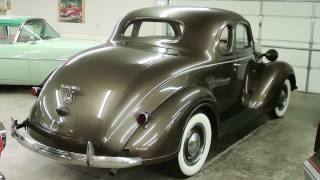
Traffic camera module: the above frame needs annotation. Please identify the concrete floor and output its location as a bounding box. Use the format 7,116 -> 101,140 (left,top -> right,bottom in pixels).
0,86 -> 318,180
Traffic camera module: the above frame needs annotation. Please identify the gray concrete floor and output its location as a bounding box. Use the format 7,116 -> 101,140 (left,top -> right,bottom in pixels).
0,86 -> 318,180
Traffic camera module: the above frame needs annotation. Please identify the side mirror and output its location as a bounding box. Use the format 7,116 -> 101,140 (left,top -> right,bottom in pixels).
265,49 -> 278,62
259,49 -> 278,62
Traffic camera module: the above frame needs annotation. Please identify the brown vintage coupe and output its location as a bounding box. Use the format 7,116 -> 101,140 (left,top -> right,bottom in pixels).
11,7 -> 297,176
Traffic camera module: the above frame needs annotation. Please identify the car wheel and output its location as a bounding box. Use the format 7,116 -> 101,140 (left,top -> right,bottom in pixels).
269,79 -> 291,119
171,112 -> 212,177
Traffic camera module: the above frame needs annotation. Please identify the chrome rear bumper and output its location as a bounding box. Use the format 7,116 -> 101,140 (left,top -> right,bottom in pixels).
11,119 -> 142,169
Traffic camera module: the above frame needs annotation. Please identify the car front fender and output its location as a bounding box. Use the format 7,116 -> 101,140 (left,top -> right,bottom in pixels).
248,61 -> 296,110
124,86 -> 219,164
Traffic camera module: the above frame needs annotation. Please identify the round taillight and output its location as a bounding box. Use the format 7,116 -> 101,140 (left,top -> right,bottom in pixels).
137,112 -> 149,125
31,87 -> 41,97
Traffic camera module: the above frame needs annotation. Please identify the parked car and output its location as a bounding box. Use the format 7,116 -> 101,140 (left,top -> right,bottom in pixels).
11,7 -> 297,177
0,122 -> 6,180
304,123 -> 320,180
0,16 -> 102,85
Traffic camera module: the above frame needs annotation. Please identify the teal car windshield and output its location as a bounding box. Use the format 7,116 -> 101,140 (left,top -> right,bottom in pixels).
18,19 -> 60,42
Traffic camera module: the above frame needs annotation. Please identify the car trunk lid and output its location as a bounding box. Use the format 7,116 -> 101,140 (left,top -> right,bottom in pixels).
29,46 -> 164,142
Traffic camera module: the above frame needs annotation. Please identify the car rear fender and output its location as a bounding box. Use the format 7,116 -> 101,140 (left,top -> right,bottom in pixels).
124,86 -> 219,163
248,61 -> 297,110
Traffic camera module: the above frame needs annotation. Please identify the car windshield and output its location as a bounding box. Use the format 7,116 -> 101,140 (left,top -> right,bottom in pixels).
17,19 -> 60,42
120,20 -> 184,42
0,25 -> 19,44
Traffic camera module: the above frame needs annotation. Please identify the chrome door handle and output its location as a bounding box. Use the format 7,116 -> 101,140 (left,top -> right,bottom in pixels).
233,63 -> 241,67
233,63 -> 241,71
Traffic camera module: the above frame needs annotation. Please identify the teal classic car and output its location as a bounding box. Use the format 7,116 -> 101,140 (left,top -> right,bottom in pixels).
0,16 -> 102,85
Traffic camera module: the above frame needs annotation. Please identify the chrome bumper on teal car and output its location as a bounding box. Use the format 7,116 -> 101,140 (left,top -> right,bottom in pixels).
11,119 -> 142,169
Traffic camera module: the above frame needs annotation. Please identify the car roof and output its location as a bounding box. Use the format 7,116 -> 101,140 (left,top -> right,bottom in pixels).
112,7 -> 246,57
125,6 -> 244,24
0,16 -> 37,26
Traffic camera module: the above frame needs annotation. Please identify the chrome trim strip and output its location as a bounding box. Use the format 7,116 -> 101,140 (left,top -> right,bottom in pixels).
303,160 -> 320,180
173,55 -> 254,76
0,57 -> 66,61
11,120 -> 142,169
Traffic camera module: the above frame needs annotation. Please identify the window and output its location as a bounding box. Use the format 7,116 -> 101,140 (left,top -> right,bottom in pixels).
218,25 -> 232,53
236,23 -> 251,50
0,26 -> 18,43
17,19 -> 60,42
0,26 -> 6,41
8,26 -> 18,42
138,22 -> 175,38
124,24 -> 133,37
122,20 -> 183,41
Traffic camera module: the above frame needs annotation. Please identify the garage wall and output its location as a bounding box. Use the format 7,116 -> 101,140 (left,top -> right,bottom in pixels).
7,0 -> 156,40
168,0 -> 320,93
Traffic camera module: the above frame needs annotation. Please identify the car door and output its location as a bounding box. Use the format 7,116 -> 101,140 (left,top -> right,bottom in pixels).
211,24 -> 240,115
0,26 -> 31,84
233,21 -> 255,108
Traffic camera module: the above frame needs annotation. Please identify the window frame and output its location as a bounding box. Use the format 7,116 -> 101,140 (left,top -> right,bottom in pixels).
216,23 -> 234,55
120,18 -> 184,40
16,19 -> 60,43
0,26 -> 7,41
234,21 -> 254,52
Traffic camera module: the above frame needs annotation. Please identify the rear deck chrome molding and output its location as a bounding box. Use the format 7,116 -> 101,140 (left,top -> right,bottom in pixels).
11,120 -> 142,169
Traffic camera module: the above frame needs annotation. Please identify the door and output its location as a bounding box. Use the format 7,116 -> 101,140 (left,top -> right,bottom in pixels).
233,22 -> 255,107
211,24 -> 240,114
0,26 -> 31,84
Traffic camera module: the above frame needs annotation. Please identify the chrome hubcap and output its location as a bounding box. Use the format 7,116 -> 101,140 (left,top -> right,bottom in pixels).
183,124 -> 205,166
187,133 -> 201,159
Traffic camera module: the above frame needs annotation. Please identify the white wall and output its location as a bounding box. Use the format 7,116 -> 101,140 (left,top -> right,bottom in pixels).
8,0 -> 156,40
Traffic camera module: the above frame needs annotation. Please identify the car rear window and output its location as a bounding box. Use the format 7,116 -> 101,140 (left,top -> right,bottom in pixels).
121,20 -> 184,41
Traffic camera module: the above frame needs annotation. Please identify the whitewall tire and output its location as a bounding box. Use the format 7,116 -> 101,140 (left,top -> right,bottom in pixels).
269,79 -> 291,118
177,113 -> 212,177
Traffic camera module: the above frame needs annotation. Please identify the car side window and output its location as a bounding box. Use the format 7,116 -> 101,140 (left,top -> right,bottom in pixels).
217,25 -> 232,53
235,23 -> 252,50
8,26 -> 18,42
0,26 -> 6,41
124,24 -> 134,37
17,20 -> 60,42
